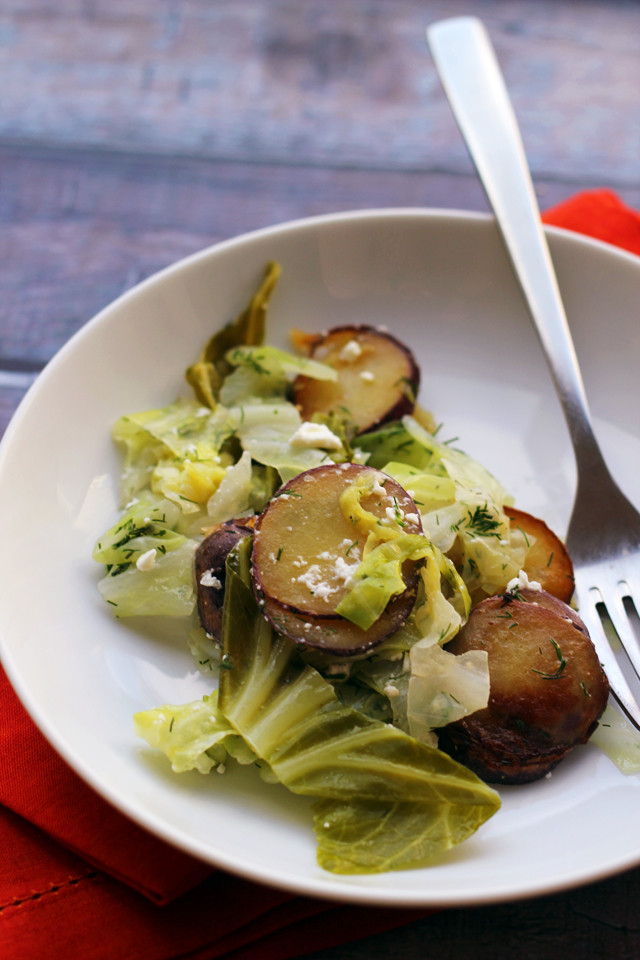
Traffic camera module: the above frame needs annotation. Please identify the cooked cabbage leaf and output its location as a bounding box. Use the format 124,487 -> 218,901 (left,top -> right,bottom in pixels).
225,344 -> 338,382
98,539 -> 197,616
92,493 -> 185,568
229,400 -> 334,483
407,640 -> 490,741
112,398 -> 232,506
589,704 -> 640,774
217,539 -> 500,874
134,692 -> 257,773
334,470 -> 470,631
185,261 -> 280,407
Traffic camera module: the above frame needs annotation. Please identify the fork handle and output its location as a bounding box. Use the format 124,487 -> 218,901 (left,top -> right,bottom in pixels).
426,17 -> 609,481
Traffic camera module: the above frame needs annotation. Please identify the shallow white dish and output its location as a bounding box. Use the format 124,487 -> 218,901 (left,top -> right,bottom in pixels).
2,209 -> 640,907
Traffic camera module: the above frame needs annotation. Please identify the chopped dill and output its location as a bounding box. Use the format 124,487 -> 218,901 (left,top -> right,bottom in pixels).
531,637 -> 567,680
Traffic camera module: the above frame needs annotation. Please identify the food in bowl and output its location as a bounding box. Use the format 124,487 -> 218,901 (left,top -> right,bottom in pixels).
92,262 -> 609,874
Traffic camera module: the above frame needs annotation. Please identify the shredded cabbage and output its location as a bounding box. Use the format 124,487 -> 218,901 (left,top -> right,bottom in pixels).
590,704 -> 640,774
98,540 -> 197,617
134,692 -> 257,773
230,400 -> 337,483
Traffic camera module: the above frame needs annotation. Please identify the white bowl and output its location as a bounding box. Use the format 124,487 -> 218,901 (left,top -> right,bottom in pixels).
2,209 -> 640,906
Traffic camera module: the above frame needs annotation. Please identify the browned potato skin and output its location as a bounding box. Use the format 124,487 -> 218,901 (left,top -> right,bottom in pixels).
195,519 -> 255,641
261,582 -> 418,655
292,325 -> 420,435
438,591 -> 609,784
505,506 -> 574,603
517,587 -> 586,634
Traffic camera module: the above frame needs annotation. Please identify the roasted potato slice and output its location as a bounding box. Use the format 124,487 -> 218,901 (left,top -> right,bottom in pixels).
292,326 -> 420,435
262,585 -> 418,655
505,506 -> 574,603
252,462 -> 422,649
195,518 -> 255,640
438,591 -> 609,784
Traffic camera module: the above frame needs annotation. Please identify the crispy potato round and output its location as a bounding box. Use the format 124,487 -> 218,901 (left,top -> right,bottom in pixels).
195,519 -> 255,640
261,585 -> 418,655
293,326 -> 420,435
505,506 -> 574,603
252,462 -> 422,651
438,591 -> 609,784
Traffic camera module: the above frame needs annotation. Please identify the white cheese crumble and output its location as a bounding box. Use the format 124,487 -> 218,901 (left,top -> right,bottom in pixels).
296,554 -> 359,597
333,556 -> 357,587
136,548 -> 157,571
383,683 -> 400,699
360,370 -> 374,382
506,569 -> 542,593
338,339 -> 363,362
340,538 -> 361,561
289,421 -> 343,450
385,505 -> 405,525
370,478 -> 388,498
297,566 -> 338,600
200,570 -> 222,589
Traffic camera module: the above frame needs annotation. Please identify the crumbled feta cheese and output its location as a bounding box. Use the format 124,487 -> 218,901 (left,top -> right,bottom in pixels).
136,548 -> 157,571
297,565 -> 337,600
339,339 -> 363,362
200,570 -> 222,589
368,476 -> 389,498
506,569 -> 542,593
360,370 -> 374,382
385,505 -> 405,525
289,421 -> 343,450
404,512 -> 420,525
333,556 -> 357,587
340,538 -> 361,561
216,763 -> 226,775
383,683 -> 400,699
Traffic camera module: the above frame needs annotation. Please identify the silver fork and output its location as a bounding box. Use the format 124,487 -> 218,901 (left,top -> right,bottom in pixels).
427,17 -> 640,729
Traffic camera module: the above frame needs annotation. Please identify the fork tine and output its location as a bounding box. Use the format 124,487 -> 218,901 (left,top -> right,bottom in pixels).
573,580 -> 640,730
604,582 -> 640,681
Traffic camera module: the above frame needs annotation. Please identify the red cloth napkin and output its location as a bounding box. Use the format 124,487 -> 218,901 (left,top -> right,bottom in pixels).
0,663 -> 430,958
2,189 -> 639,960
541,188 -> 640,256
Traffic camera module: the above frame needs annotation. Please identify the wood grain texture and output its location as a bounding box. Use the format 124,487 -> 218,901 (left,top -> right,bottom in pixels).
8,142 -> 640,367
4,0 -> 640,181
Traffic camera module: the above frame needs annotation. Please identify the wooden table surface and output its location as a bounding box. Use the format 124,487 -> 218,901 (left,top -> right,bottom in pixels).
3,2 -> 640,957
